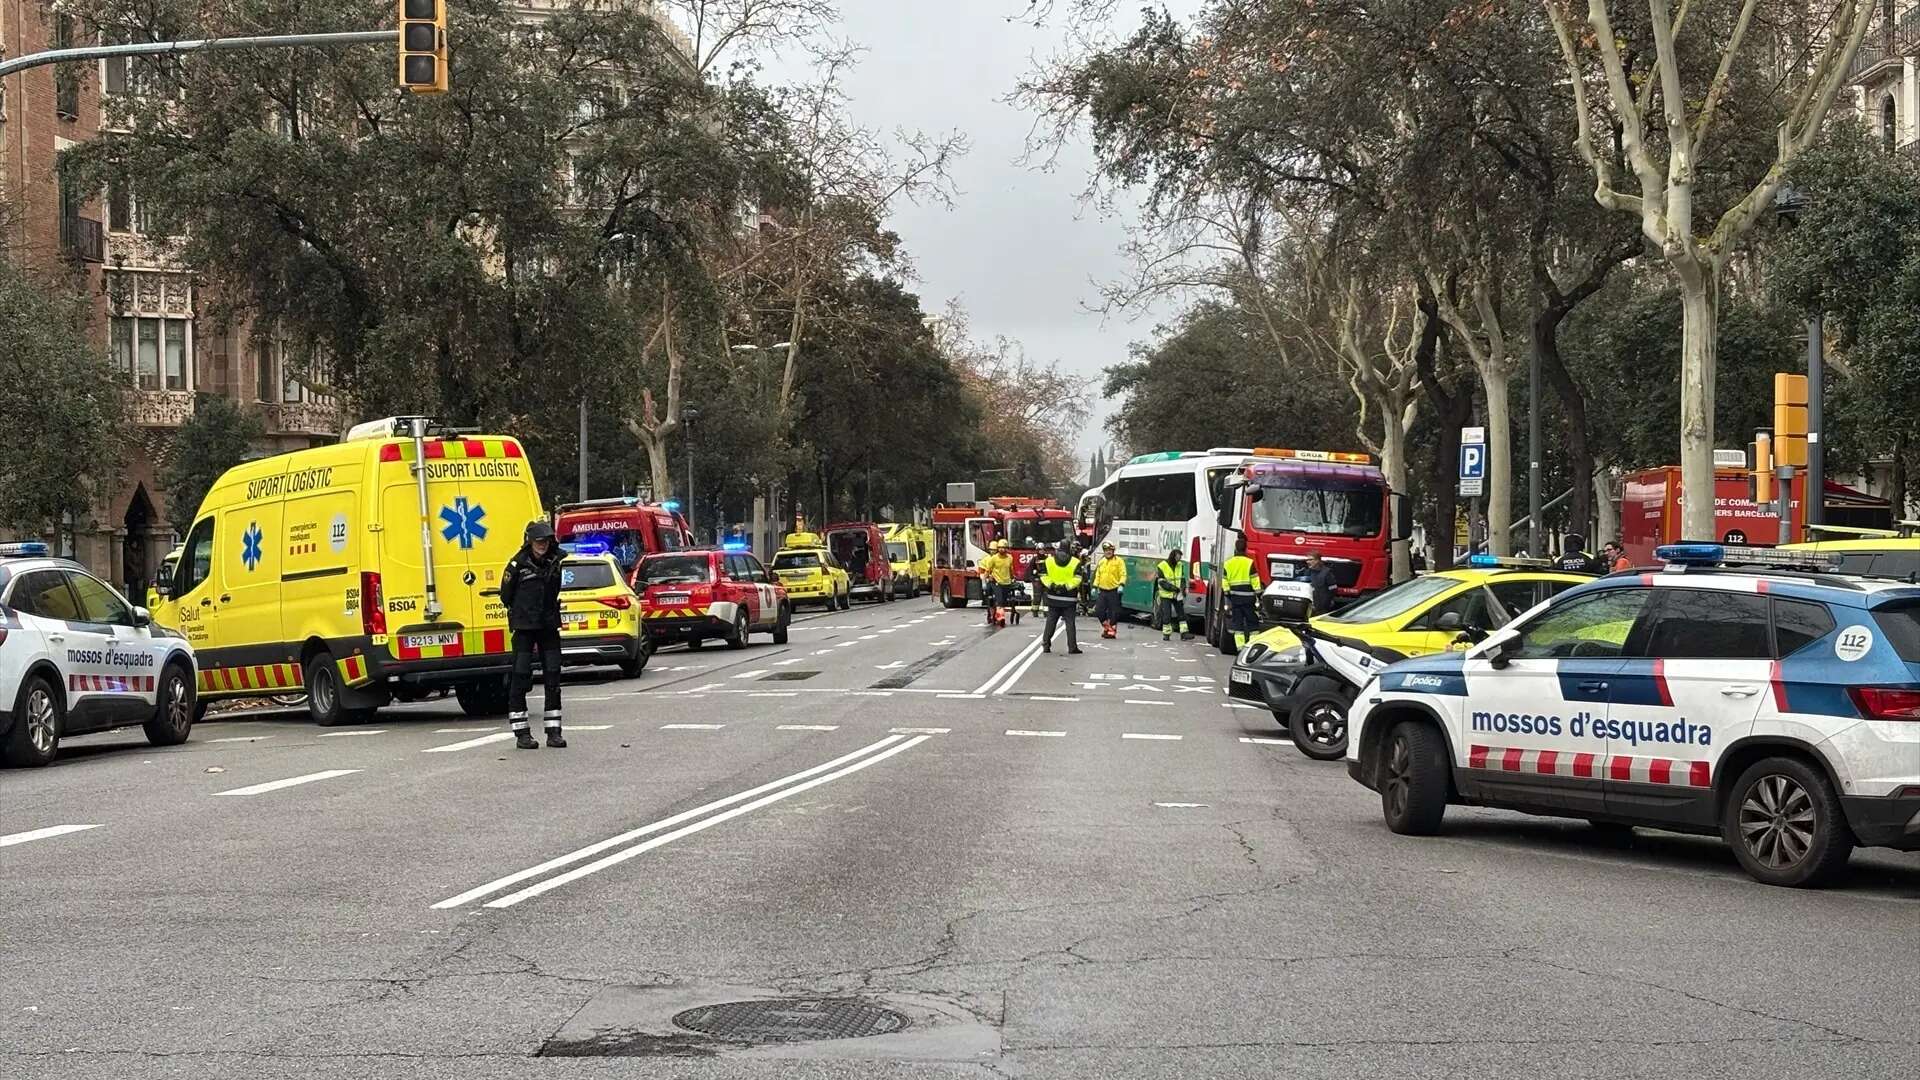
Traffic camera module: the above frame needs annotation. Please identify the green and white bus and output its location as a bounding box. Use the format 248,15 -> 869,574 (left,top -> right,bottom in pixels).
1082,449 -> 1254,627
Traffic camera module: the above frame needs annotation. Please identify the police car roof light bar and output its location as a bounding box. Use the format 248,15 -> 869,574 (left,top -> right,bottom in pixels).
1655,542 -> 1840,572
0,541 -> 50,558
1467,553 -> 1552,569
562,539 -> 611,556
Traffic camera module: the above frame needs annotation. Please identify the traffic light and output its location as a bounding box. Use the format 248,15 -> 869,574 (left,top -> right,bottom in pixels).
1773,372 -> 1808,467
398,0 -> 448,94
1751,430 -> 1773,504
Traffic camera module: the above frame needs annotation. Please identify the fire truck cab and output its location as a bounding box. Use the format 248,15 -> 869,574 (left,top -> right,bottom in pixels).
929,497 -> 1075,608
1209,448 -> 1410,652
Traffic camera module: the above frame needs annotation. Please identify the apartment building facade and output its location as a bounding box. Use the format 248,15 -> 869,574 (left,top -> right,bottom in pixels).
1,2 -> 337,598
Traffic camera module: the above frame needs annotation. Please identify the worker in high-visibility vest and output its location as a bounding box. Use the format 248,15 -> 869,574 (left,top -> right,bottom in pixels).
978,539 -> 1015,627
1038,542 -> 1085,654
1092,540 -> 1126,639
1154,547 -> 1188,641
1221,536 -> 1263,650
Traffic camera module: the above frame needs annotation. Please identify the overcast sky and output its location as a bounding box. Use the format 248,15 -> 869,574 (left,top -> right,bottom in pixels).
760,1 -> 1193,473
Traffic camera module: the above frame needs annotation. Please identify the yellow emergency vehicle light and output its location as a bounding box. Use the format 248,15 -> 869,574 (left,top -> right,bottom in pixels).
1251,448 -> 1372,465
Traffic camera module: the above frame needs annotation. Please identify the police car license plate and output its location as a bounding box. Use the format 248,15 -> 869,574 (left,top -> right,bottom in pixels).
561,612 -> 588,626
657,593 -> 690,605
1231,669 -> 1253,684
403,631 -> 459,648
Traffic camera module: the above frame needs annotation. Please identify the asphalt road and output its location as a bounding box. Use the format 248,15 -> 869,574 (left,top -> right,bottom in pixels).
4,597 -> 1918,1079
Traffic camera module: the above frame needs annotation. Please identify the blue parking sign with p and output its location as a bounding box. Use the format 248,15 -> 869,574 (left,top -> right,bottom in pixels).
1459,443 -> 1485,480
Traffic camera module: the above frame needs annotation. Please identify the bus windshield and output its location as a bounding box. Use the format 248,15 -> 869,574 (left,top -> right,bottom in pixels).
1004,518 -> 1070,549
1250,477 -> 1384,538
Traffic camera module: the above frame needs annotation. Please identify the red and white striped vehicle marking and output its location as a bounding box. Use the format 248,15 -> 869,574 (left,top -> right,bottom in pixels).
1469,744 -> 1710,788
67,674 -> 156,693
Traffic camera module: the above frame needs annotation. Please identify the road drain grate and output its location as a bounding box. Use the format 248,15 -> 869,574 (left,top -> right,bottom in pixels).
671,998 -> 910,1043
759,671 -> 818,681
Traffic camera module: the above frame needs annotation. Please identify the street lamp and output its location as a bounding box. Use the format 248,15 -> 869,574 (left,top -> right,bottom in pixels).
681,406 -> 700,538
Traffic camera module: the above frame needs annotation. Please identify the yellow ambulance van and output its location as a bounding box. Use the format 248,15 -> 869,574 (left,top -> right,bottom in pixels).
162,416 -> 544,725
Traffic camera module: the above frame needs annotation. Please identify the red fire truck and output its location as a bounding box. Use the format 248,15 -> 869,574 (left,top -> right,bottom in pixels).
1207,448 -> 1409,650
929,497 -> 1075,608
554,498 -> 693,584
1617,466 -> 1891,564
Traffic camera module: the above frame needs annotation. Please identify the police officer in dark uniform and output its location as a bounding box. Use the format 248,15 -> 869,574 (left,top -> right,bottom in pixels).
1554,533 -> 1604,575
500,520 -> 567,749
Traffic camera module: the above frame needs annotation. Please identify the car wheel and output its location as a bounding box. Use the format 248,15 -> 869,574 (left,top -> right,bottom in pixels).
306,654 -> 351,727
725,610 -> 749,649
618,637 -> 651,679
1722,756 -> 1855,887
1289,690 -> 1350,761
772,604 -> 791,645
143,661 -> 196,747
837,588 -> 851,611
3,672 -> 62,767
455,677 -> 510,718
1380,719 -> 1448,835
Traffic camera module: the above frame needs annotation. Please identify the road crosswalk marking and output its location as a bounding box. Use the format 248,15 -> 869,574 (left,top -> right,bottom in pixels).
1,824 -> 102,847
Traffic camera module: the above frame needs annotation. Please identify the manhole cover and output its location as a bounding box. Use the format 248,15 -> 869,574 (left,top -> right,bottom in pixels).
759,671 -> 818,681
671,998 -> 910,1044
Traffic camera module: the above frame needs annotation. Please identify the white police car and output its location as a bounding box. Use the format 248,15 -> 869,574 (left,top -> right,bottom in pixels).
0,543 -> 198,767
1347,543 -> 1920,887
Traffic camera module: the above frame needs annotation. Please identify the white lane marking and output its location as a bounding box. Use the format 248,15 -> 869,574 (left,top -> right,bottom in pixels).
878,628 -> 899,634
1155,802 -> 1208,808
813,649 -> 835,656
208,735 -> 274,743
835,641 -> 858,648
1124,700 -> 1174,707
875,661 -> 907,670
486,736 -> 931,908
214,769 -> 361,796
731,669 -> 770,680
1240,736 -> 1289,745
680,683 -> 725,694
1223,702 -> 1263,711
318,730 -> 389,738
890,726 -> 951,734
749,692 -> 799,698
423,732 -> 516,753
773,658 -> 804,666
1,824 -> 103,847
568,725 -> 615,731
434,727 -> 496,733
1005,729 -> 1066,738
778,724 -> 840,731
1030,695 -> 1080,703
859,634 -> 878,640
972,631 -> 1047,695
850,690 -> 894,697
991,622 -> 1064,696
1121,733 -> 1182,741
938,693 -> 984,700
438,735 -> 913,909
662,723 -> 726,729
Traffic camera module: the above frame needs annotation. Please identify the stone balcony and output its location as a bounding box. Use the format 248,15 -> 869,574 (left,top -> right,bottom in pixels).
266,399 -> 341,438
131,389 -> 196,428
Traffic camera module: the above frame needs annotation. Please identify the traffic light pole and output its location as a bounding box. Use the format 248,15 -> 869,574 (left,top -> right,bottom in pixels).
0,31 -> 394,80
1807,314 -> 1825,528
1777,465 -> 1795,546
